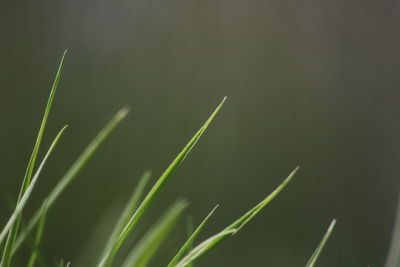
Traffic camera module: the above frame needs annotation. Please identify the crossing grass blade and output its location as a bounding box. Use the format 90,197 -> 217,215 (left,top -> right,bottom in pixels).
99,97 -> 226,267
27,202 -> 48,267
175,167 -> 299,267
305,219 -> 336,267
1,50 -> 67,267
167,205 -> 218,267
0,126 -> 67,246
14,107 -> 129,253
121,200 -> 188,267
100,171 -> 152,260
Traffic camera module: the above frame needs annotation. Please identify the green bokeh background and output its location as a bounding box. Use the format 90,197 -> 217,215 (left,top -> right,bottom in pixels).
1,0 -> 400,266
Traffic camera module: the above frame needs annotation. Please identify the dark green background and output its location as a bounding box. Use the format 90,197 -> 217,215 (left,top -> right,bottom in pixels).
1,0 -> 400,266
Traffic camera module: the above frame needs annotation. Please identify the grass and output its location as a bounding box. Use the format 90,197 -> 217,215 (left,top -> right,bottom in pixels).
0,52 -> 338,266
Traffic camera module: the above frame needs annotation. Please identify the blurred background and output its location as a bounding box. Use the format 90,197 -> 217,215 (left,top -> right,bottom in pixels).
1,0 -> 400,266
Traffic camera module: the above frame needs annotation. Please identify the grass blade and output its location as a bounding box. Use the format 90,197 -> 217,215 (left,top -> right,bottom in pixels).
27,202 -> 48,267
0,126 -> 67,246
121,200 -> 188,267
167,205 -> 218,267
1,50 -> 67,267
305,219 -> 336,267
14,107 -> 129,253
385,194 -> 400,267
175,167 -> 299,267
100,171 -> 152,260
99,97 -> 226,267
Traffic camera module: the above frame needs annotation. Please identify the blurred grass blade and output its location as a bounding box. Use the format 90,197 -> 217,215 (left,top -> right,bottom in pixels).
385,195 -> 400,267
305,219 -> 336,267
175,167 -> 298,267
0,126 -> 67,246
167,205 -> 218,267
27,202 -> 48,267
1,50 -> 67,267
186,216 -> 194,267
58,260 -> 70,267
99,97 -> 226,267
100,171 -> 152,259
14,107 -> 129,252
121,200 -> 188,267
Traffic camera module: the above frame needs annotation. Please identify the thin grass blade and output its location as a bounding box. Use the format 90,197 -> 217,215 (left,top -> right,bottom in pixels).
305,219 -> 336,267
0,126 -> 67,246
167,205 -> 218,267
175,167 -> 298,267
14,107 -> 129,252
121,200 -> 188,267
100,171 -> 152,260
1,50 -> 67,266
99,97 -> 226,267
27,202 -> 48,267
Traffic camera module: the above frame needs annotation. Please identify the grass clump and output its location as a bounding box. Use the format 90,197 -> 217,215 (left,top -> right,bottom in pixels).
0,52 -> 336,266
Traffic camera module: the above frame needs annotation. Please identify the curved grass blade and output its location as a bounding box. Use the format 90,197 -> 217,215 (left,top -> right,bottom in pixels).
99,97 -> 226,267
175,167 -> 299,267
1,50 -> 67,267
121,200 -> 188,267
305,219 -> 336,267
27,202 -> 48,267
167,205 -> 218,267
14,107 -> 129,253
0,126 -> 67,246
100,171 -> 152,260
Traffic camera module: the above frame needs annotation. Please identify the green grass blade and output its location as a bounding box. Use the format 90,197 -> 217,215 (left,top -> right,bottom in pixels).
14,107 -> 129,253
175,167 -> 299,267
27,202 -> 48,267
305,219 -> 336,267
0,126 -> 67,246
100,171 -> 152,260
99,97 -> 226,267
121,200 -> 188,267
1,50 -> 67,267
186,216 -> 194,267
167,205 -> 218,267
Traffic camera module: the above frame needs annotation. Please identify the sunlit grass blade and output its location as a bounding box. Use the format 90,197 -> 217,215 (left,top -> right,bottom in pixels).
1,50 -> 67,267
121,200 -> 188,267
27,202 -> 48,267
14,107 -> 129,253
167,205 -> 218,267
0,126 -> 67,246
175,167 -> 299,267
305,219 -> 336,267
99,97 -> 226,267
100,171 -> 152,260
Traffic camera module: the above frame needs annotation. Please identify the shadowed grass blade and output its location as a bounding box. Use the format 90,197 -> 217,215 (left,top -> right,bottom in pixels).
100,171 -> 152,260
27,202 -> 48,267
175,167 -> 299,267
14,107 -> 129,253
0,126 -> 67,246
1,50 -> 67,267
167,205 -> 218,267
121,200 -> 188,267
385,194 -> 400,267
99,97 -> 226,267
305,219 -> 336,267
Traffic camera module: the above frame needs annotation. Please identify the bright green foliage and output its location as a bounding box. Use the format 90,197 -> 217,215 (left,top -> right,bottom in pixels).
1,52 -> 341,267
174,167 -> 299,267
99,97 -> 226,267
167,205 -> 218,267
121,200 -> 188,267
305,219 -> 336,267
